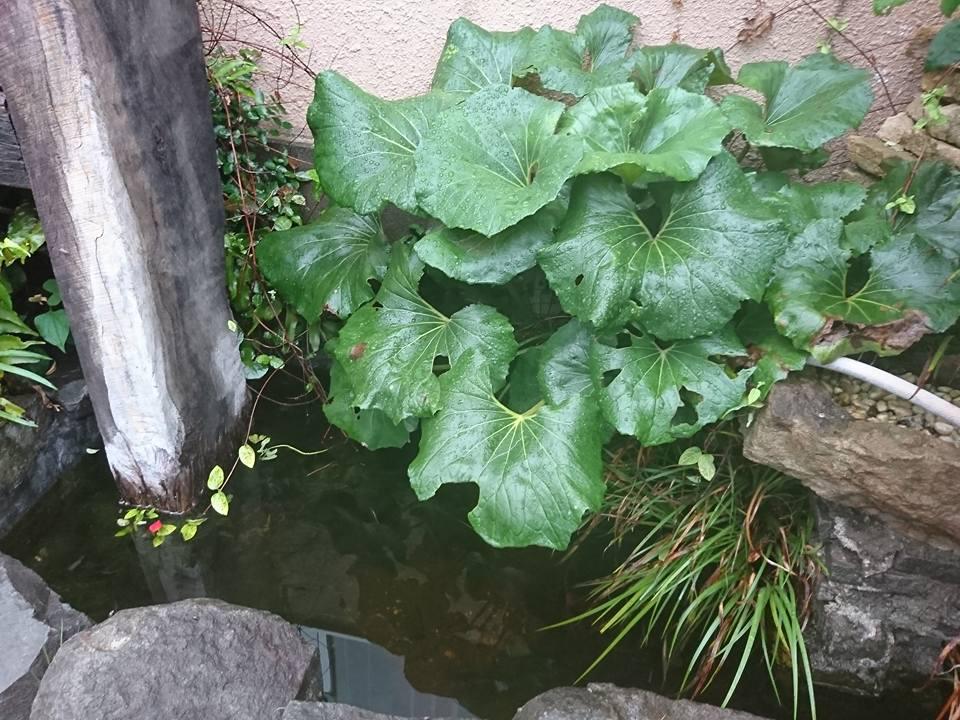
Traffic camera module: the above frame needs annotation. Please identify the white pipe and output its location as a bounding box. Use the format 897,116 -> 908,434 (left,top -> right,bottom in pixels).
811,356 -> 960,429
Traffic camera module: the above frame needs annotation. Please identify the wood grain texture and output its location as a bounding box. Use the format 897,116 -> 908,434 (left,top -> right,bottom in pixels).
0,0 -> 248,512
0,90 -> 29,188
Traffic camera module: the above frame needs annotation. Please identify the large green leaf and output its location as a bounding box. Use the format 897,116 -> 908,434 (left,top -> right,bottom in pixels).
876,161 -> 960,259
539,153 -> 788,338
765,180 -> 867,235
734,303 -> 808,392
413,191 -> 569,285
323,360 -> 414,450
721,54 -> 872,151
414,85 -> 582,236
523,5 -> 638,98
559,83 -> 730,181
334,244 -> 518,422
631,44 -> 733,93
943,0 -> 959,16
927,19 -> 960,70
538,319 -> 596,404
308,72 -> 456,214
431,19 -> 535,93
767,217 -> 960,360
409,352 -> 605,550
593,329 -> 752,446
257,208 -> 389,320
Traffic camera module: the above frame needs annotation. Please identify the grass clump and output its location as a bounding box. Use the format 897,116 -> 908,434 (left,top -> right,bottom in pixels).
563,435 -> 820,718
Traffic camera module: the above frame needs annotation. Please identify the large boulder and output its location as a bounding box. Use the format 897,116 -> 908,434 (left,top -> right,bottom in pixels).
742,378 -> 960,548
512,685 -> 769,720
0,375 -> 99,539
30,598 -> 319,720
807,500 -> 960,695
0,553 -> 90,720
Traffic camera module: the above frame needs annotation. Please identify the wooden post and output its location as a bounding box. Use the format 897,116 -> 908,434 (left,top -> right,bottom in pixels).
0,0 -> 248,512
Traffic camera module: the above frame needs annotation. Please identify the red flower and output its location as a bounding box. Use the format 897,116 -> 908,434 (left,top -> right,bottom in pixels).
148,519 -> 163,534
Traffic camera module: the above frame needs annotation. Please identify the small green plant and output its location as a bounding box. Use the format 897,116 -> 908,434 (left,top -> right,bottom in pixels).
563,440 -> 819,717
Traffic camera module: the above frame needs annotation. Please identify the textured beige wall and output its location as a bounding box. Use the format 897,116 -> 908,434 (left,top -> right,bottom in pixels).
202,0 -> 945,138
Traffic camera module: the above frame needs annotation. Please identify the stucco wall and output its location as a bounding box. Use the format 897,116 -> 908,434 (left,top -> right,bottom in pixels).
200,0 -> 945,138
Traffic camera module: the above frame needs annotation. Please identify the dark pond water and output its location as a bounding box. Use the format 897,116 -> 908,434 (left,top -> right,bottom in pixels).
0,400 -> 940,720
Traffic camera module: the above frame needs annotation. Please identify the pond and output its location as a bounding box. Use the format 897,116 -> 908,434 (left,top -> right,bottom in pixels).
0,398 -> 936,720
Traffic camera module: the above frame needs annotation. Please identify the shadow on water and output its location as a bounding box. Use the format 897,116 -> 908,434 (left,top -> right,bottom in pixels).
0,399 -> 942,720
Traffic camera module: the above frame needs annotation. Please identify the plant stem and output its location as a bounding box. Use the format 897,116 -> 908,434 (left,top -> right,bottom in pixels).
811,356 -> 960,428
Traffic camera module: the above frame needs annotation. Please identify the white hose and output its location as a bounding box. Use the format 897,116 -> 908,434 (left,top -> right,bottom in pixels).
811,356 -> 960,429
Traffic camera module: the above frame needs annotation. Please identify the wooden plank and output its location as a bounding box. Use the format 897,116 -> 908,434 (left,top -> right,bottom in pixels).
0,89 -> 29,188
0,0 -> 248,512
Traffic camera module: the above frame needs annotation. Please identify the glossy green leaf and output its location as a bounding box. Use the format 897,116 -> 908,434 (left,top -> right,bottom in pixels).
593,329 -> 752,446
539,153 -> 788,338
238,444 -> 256,468
522,5 -> 638,98
258,208 -> 389,320
559,84 -> 730,180
767,217 -> 960,360
943,0 -> 959,16
334,244 -> 518,423
323,360 -> 414,450
538,319 -> 596,404
415,86 -> 582,236
413,191 -> 568,285
431,19 -> 535,93
734,302 -> 808,392
211,491 -> 230,516
721,54 -> 872,151
631,44 -> 733,93
180,524 -> 198,542
207,465 -> 225,491
409,352 -> 605,550
34,310 -> 69,352
927,20 -> 960,70
765,180 -> 867,235
308,71 -> 456,213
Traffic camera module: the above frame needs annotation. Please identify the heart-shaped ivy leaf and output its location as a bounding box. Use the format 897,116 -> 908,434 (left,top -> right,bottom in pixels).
431,19 -> 536,93
413,190 -> 569,285
409,352 -> 605,550
415,86 -> 583,236
560,83 -> 730,181
539,153 -> 788,338
721,54 -> 872,151
334,244 -> 518,422
308,72 -> 457,214
323,360 -> 414,450
523,5 -> 639,98
593,328 -> 753,446
257,208 -> 389,320
631,44 -> 733,93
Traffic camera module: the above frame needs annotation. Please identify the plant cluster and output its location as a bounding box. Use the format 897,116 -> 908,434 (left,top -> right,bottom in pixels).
563,439 -> 819,714
257,4 -> 960,553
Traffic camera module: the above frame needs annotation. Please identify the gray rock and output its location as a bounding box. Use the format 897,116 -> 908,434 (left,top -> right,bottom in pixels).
282,701 -> 456,719
0,375 -> 99,539
846,134 -> 915,177
807,500 -> 960,695
30,598 -> 318,720
742,378 -> 960,549
0,553 -> 90,720
512,684 -> 769,720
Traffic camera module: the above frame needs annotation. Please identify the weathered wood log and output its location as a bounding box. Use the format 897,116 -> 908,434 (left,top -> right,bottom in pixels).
0,0 -> 248,512
0,90 -> 29,189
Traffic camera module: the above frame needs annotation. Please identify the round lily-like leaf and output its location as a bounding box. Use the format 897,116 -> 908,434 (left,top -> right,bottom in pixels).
721,53 -> 873,151
323,360 -> 415,450
559,83 -> 730,181
334,244 -> 518,423
539,152 -> 789,338
523,5 -> 638,98
593,328 -> 753,446
308,71 -> 457,214
631,44 -> 733,93
257,208 -> 388,320
414,85 -> 583,236
413,190 -> 569,285
431,19 -> 536,93
767,217 -> 960,360
409,351 -> 605,550
764,179 -> 867,235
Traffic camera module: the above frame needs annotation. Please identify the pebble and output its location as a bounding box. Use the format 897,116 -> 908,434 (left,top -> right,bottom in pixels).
933,421 -> 955,436
876,400 -> 888,413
